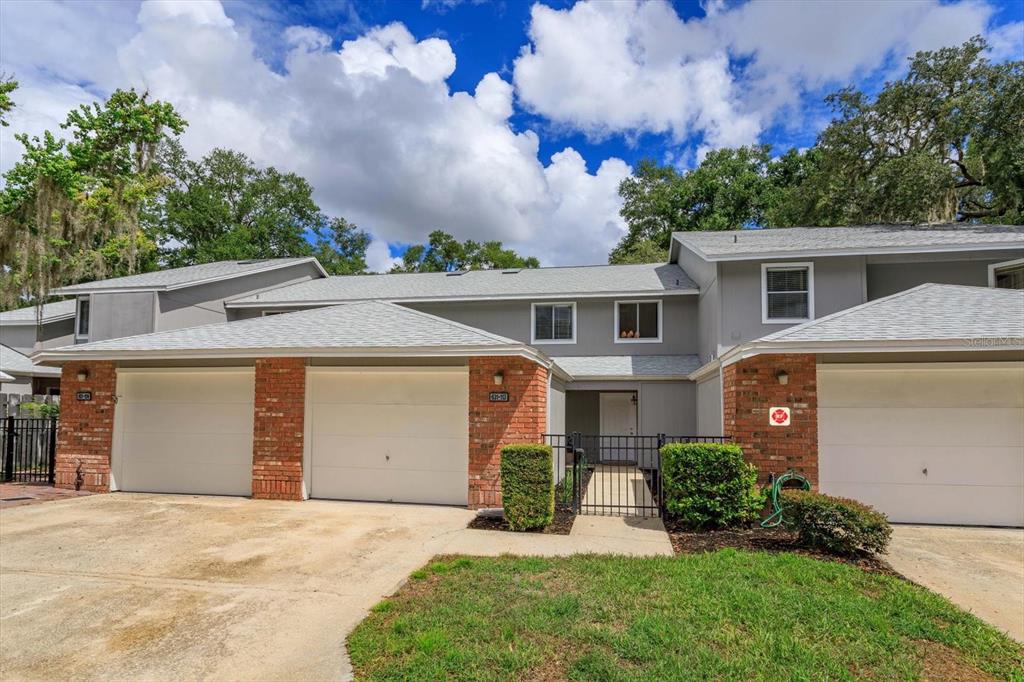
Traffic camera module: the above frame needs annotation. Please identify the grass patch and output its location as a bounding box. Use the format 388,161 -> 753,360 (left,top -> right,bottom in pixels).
348,552 -> 1023,681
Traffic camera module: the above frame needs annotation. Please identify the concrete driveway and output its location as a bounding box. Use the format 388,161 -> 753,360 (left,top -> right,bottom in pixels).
887,525 -> 1024,642
0,493 -> 474,681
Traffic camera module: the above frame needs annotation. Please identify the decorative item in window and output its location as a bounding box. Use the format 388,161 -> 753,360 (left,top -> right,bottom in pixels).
616,301 -> 660,341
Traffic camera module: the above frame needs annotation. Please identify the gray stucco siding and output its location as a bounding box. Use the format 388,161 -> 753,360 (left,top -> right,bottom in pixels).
563,381 -> 697,437
161,262 -> 323,330
86,292 -> 156,343
39,318 -> 75,349
0,326 -> 37,355
866,252 -> 1021,300
718,256 -> 866,351
406,296 -> 698,357
696,372 -> 723,436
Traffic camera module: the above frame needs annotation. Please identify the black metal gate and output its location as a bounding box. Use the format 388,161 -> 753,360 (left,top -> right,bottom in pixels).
1,417 -> 58,484
547,433 -> 729,518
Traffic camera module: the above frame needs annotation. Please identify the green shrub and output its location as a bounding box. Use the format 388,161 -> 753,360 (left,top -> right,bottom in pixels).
660,442 -> 764,528
781,490 -> 892,556
500,444 -> 554,531
18,401 -> 59,418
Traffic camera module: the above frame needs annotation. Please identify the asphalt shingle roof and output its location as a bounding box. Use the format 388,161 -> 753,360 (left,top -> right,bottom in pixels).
674,224 -> 1024,261
54,258 -> 322,293
760,284 -> 1024,344
36,301 -> 522,357
0,370 -> 15,382
0,300 -> 76,325
553,355 -> 701,379
228,263 -> 697,306
1,345 -> 61,376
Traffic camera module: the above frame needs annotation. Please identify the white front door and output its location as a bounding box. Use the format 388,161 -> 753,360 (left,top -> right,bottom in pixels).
599,392 -> 637,460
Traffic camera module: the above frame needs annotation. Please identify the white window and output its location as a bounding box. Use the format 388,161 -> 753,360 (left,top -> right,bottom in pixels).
989,258 -> 1024,290
762,262 -> 814,324
75,296 -> 90,340
615,300 -> 662,343
531,302 -> 576,344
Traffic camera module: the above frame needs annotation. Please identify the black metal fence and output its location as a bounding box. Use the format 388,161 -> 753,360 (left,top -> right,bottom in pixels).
1,417 -> 58,484
546,433 -> 730,518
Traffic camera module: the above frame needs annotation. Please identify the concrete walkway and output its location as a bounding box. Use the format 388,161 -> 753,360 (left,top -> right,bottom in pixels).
443,514 -> 674,557
581,463 -> 659,517
887,524 -> 1024,642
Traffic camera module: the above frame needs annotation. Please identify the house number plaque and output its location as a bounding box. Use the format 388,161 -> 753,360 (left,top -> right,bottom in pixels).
76,391 -> 93,401
489,392 -> 510,402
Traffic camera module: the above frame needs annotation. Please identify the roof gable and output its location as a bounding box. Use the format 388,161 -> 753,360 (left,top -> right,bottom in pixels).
0,299 -> 76,326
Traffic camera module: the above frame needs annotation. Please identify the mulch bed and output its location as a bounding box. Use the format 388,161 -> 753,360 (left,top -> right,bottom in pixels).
467,509 -> 576,535
664,519 -> 901,577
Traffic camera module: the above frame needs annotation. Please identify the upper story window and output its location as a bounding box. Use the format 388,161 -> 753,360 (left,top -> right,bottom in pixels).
762,262 -> 814,324
615,300 -> 662,343
75,296 -> 90,340
989,258 -> 1024,290
531,302 -> 575,344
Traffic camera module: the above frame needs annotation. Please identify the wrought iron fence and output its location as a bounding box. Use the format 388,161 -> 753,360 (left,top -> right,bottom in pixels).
545,433 -> 730,518
1,417 -> 58,484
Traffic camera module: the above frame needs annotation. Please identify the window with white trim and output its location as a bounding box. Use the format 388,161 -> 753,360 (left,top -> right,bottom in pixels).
989,258 -> 1024,290
75,296 -> 90,339
615,300 -> 661,342
532,303 -> 575,344
762,263 -> 814,323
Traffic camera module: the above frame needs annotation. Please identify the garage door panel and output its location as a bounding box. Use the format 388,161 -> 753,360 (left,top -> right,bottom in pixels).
118,402 -> 253,435
118,372 -> 255,404
821,445 -> 1024,487
818,369 -> 1024,408
820,407 -> 1024,447
311,435 -> 466,472
311,466 -> 468,505
113,370 -> 254,496
311,403 -> 468,438
311,371 -> 467,405
822,482 -> 1024,527
308,369 -> 469,506
818,365 -> 1024,526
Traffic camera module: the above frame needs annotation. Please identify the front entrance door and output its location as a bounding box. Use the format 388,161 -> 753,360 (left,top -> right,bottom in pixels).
599,392 -> 637,461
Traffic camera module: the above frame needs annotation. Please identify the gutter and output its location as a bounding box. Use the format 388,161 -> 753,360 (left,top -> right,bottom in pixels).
224,288 -> 700,308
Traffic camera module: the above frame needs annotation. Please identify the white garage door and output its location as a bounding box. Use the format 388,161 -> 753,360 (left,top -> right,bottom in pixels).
308,368 -> 468,505
819,363 -> 1024,527
112,369 -> 254,496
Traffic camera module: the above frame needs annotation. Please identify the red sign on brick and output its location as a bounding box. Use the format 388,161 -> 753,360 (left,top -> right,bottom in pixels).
769,407 -> 791,426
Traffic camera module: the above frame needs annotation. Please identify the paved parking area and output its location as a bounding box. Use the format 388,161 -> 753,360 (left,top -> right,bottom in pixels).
0,493 -> 474,681
0,483 -> 92,509
887,524 -> 1024,641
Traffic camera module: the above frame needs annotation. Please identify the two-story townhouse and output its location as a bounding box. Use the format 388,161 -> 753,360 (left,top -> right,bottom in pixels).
0,258 -> 326,396
30,224 -> 1024,527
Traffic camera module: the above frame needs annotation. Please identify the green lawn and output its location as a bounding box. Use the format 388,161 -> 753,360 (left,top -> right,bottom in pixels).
348,551 -> 1023,681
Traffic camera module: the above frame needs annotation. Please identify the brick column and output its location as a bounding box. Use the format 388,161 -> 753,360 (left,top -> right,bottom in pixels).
722,353 -> 818,486
252,358 -> 305,501
468,356 -> 548,509
55,361 -> 117,492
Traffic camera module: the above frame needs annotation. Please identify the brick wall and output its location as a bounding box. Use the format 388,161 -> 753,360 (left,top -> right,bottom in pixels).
252,358 -> 305,500
722,353 -> 818,486
55,361 -> 116,492
468,357 -> 548,508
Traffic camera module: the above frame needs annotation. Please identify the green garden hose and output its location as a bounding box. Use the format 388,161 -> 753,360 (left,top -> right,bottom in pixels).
760,470 -> 811,528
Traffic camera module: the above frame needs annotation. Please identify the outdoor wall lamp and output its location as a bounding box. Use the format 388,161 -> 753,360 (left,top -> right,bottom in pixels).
493,370 -> 504,386
76,368 -> 89,382
776,369 -> 789,386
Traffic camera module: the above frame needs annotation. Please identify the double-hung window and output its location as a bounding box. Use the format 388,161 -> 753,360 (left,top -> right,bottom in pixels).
615,300 -> 661,342
532,302 -> 575,344
762,263 -> 814,323
75,296 -> 90,340
989,258 -> 1024,290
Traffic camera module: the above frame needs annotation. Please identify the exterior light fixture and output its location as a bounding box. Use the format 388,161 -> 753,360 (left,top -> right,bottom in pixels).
776,369 -> 789,386
630,393 -> 638,406
493,370 -> 504,386
76,368 -> 89,382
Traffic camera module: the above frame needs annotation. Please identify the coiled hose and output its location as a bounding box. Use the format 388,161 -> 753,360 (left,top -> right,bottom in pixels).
760,470 -> 811,528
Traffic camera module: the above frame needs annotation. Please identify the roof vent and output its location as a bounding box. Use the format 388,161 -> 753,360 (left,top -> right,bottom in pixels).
446,270 -> 467,276
237,259 -> 270,265
501,269 -> 521,274
733,235 -> 738,243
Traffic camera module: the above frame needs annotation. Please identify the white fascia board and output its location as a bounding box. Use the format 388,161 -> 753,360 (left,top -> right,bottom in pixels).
679,242 -> 1024,263
53,258 -> 328,295
687,358 -> 722,382
0,313 -> 76,326
567,374 -> 691,381
224,289 -> 699,308
717,339 -> 1024,366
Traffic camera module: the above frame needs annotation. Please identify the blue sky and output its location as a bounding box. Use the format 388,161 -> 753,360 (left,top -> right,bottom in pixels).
1,0 -> 1022,268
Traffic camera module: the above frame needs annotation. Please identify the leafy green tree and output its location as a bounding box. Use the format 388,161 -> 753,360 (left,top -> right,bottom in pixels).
0,74 -> 17,127
392,230 -> 540,272
0,88 -> 186,308
313,217 -> 370,275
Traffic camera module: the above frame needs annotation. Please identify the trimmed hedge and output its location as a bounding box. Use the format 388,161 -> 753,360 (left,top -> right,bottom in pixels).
500,444 -> 554,531
782,490 -> 891,556
661,442 -> 764,528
